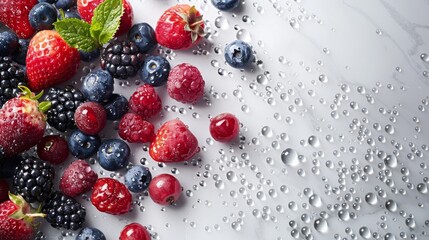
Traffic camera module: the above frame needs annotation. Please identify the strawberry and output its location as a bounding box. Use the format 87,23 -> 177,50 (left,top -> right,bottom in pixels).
77,0 -> 133,36
149,119 -> 199,163
155,4 -> 205,50
26,30 -> 80,92
0,193 -> 45,240
0,0 -> 37,39
0,86 -> 50,158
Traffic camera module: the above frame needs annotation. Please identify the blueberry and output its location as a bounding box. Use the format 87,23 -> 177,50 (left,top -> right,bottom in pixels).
128,23 -> 157,54
55,0 -> 76,10
103,94 -> 128,120
98,139 -> 130,171
224,40 -> 254,69
68,130 -> 101,158
76,227 -> 106,240
12,39 -> 30,65
81,70 -> 114,103
124,165 -> 152,193
79,48 -> 100,62
139,56 -> 170,87
0,30 -> 18,56
29,3 -> 58,31
211,0 -> 240,11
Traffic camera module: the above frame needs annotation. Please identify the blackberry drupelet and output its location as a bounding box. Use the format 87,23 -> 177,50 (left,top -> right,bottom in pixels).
12,157 -> 54,203
43,85 -> 86,132
100,39 -> 144,79
0,56 -> 27,106
42,191 -> 86,230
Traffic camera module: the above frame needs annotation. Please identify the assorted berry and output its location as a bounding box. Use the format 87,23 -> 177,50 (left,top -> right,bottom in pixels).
139,55 -> 171,87
98,139 -> 130,171
91,178 -> 132,215
129,84 -> 162,119
0,56 -> 27,107
12,157 -> 55,203
0,0 -> 38,39
124,165 -> 152,193
42,191 -> 86,230
43,85 -> 86,132
148,174 -> 182,206
103,94 -> 129,120
100,39 -> 144,79
81,69 -> 114,103
74,102 -> 107,135
29,2 -> 58,31
224,40 -> 254,68
128,23 -> 158,54
68,129 -> 101,158
59,159 -> 98,197
155,4 -> 205,50
0,31 -> 19,56
119,223 -> 151,240
118,113 -> 155,143
11,39 -> 30,65
209,113 -> 240,142
167,63 -> 205,104
149,119 -> 199,163
37,135 -> 69,165
77,227 -> 107,240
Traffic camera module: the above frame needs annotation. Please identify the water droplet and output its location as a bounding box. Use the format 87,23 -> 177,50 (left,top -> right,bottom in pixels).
281,148 -> 300,167
421,53 -> 429,62
314,218 -> 328,233
289,18 -> 300,29
359,227 -> 371,239
261,126 -> 273,138
308,136 -> 320,147
236,29 -> 251,43
214,16 -> 229,29
385,199 -> 398,212
319,74 -> 328,83
365,193 -> 378,205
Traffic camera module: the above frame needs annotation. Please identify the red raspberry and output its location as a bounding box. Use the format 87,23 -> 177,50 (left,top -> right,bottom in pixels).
128,85 -> 162,119
148,174 -> 182,205
119,223 -> 151,240
118,113 -> 155,143
37,135 -> 69,165
149,119 -> 199,163
91,178 -> 132,215
0,179 -> 9,203
209,113 -> 240,142
74,102 -> 107,135
60,160 -> 98,197
167,63 -> 205,104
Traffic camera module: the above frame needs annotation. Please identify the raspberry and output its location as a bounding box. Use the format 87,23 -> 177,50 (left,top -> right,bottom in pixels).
37,135 -> 69,165
119,113 -> 155,143
167,63 -> 205,104
128,85 -> 162,119
60,160 -> 98,197
91,178 -> 132,215
74,102 -> 107,135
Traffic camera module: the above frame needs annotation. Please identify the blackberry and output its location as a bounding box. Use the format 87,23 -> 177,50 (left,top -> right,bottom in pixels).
43,85 -> 86,132
12,157 -> 54,203
100,39 -> 144,79
42,191 -> 86,230
0,56 -> 27,106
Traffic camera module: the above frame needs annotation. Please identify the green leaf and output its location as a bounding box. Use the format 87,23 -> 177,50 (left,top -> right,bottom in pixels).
54,19 -> 98,52
90,0 -> 124,45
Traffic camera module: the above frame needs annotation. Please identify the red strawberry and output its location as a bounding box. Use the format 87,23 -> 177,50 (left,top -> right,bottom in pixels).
26,30 -> 80,92
0,87 -> 50,158
155,4 -> 205,50
60,160 -> 98,197
77,0 -> 133,36
0,193 -> 45,240
91,178 -> 132,215
0,0 -> 37,39
149,119 -> 199,163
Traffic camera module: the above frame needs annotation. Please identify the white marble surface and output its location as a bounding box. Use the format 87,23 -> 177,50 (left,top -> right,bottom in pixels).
42,0 -> 429,239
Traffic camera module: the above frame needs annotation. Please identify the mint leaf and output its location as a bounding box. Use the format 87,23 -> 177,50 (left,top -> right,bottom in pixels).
90,0 -> 124,45
54,19 -> 98,52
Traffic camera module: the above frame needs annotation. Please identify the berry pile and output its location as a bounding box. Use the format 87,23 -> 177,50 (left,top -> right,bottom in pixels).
0,0 -> 247,238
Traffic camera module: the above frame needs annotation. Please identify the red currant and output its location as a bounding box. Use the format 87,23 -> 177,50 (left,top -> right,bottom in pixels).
148,174 -> 182,206
119,223 -> 151,240
74,102 -> 107,135
209,113 -> 240,142
37,135 -> 69,165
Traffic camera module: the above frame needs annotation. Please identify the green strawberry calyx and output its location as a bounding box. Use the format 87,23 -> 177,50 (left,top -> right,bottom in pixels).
18,86 -> 52,113
8,193 -> 46,224
178,6 -> 205,43
54,0 -> 124,52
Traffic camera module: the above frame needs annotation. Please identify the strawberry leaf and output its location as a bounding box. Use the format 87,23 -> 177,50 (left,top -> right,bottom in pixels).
90,0 -> 124,45
54,19 -> 98,52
